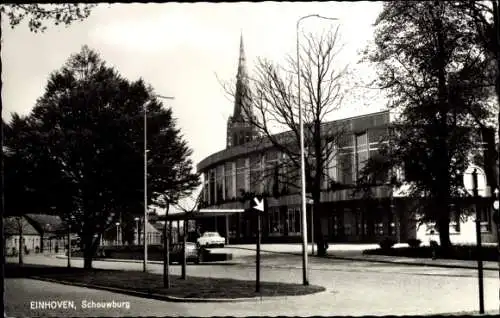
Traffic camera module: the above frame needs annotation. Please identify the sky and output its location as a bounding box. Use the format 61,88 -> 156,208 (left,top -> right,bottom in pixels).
2,2 -> 385,212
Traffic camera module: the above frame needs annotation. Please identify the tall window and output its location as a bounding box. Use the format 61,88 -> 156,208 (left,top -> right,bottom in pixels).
250,154 -> 262,194
287,207 -> 301,235
264,151 -> 279,194
236,158 -> 247,194
216,165 -> 224,202
268,207 -> 283,235
203,172 -> 209,203
279,153 -> 291,193
355,132 -> 368,181
338,149 -> 354,185
224,162 -> 235,199
324,143 -> 338,189
209,169 -> 216,205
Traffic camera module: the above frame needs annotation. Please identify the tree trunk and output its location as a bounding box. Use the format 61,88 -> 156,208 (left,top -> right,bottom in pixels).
313,120 -> 327,256
83,234 -> 98,269
434,3 -> 452,251
40,233 -> 44,253
436,214 -> 451,249
163,205 -> 170,288
18,217 -> 23,265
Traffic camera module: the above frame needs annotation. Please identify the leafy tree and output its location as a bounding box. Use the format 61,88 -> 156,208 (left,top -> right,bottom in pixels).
5,46 -> 199,268
0,3 -> 96,33
1,1 -> 97,273
361,1 -> 495,249
220,27 -> 351,256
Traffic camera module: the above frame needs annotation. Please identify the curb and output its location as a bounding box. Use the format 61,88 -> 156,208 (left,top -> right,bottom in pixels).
55,255 -> 241,266
229,247 -> 500,271
29,276 -> 325,303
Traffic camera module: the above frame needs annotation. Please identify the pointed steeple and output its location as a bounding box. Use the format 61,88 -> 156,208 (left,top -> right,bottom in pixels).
227,33 -> 257,148
233,32 -> 251,121
237,32 -> 247,79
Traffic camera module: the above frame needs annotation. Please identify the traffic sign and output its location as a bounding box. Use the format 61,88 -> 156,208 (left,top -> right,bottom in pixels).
493,200 -> 499,210
463,165 -> 487,197
252,197 -> 264,212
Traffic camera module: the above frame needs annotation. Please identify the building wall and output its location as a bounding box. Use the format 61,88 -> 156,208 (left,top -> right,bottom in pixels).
5,235 -> 41,254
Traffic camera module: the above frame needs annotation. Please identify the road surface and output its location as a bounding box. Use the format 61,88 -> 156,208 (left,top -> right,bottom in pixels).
5,251 -> 499,317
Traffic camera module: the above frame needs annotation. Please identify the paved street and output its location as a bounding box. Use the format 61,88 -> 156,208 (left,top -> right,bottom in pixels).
5,248 -> 499,317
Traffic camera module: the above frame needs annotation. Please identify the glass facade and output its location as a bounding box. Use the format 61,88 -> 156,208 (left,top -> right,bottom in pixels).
268,207 -> 283,235
249,154 -> 262,194
216,165 -> 224,202
224,162 -> 235,199
209,170 -> 216,205
355,132 -> 368,181
235,158 -> 247,194
263,151 -> 279,194
286,207 -> 301,235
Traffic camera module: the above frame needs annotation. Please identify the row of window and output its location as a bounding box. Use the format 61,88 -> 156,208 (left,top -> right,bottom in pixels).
203,131 -> 383,205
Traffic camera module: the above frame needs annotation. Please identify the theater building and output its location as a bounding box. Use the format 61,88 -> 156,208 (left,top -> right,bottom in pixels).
195,36 -> 499,245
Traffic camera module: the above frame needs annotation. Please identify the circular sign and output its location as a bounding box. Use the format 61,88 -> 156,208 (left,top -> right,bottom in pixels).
462,165 -> 487,197
494,200 -> 499,210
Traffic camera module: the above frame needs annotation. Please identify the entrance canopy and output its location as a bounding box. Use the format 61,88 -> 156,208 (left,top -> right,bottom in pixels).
159,209 -> 245,221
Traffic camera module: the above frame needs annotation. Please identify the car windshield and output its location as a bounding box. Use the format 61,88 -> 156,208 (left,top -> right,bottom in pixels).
204,232 -> 218,237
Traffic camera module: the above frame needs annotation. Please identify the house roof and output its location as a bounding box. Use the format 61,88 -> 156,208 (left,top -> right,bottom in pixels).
151,222 -> 164,232
145,221 -> 161,234
24,214 -> 65,233
4,217 -> 40,236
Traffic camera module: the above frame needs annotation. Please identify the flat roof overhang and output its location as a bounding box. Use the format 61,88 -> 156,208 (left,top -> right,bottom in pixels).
159,209 -> 247,221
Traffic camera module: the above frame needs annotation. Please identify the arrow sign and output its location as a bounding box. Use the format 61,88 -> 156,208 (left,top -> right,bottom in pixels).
253,197 -> 264,212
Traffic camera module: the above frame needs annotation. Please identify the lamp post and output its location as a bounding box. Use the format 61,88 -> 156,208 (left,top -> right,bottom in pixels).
134,217 -> 140,245
296,13 -> 338,286
115,222 -> 120,246
143,94 -> 174,272
494,187 -> 500,314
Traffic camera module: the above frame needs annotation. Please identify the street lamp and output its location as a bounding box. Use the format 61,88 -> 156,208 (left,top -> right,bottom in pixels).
134,217 -> 140,245
115,222 -> 120,246
143,94 -> 174,272
67,215 -> 75,268
296,14 -> 339,286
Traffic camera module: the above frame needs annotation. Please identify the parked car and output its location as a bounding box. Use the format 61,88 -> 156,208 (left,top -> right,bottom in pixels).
169,242 -> 200,264
196,232 -> 225,248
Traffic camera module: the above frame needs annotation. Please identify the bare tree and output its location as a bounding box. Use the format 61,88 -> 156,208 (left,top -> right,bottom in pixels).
220,26 -> 351,256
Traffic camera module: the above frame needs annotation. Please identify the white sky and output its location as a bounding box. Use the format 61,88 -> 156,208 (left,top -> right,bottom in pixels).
2,2 -> 386,212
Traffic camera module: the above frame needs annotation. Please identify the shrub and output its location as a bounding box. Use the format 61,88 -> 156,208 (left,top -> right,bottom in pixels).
379,238 -> 396,250
407,238 -> 422,248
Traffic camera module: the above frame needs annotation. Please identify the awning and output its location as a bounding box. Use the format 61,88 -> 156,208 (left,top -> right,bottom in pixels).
159,209 -> 246,221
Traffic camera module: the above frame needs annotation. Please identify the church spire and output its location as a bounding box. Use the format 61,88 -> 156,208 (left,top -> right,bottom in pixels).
226,33 -> 257,148
232,32 -> 251,121
237,32 -> 247,79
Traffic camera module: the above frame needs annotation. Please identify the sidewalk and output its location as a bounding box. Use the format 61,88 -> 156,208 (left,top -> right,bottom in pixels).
227,243 -> 500,271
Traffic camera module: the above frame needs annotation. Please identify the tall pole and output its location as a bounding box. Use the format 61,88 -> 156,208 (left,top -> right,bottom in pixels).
256,212 -> 261,292
296,13 -> 338,286
135,217 -> 139,245
311,202 -> 315,256
472,169 -> 485,314
115,222 -> 120,246
494,188 -> 500,314
297,15 -> 309,287
67,223 -> 71,268
144,101 -> 148,272
181,218 -> 187,279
